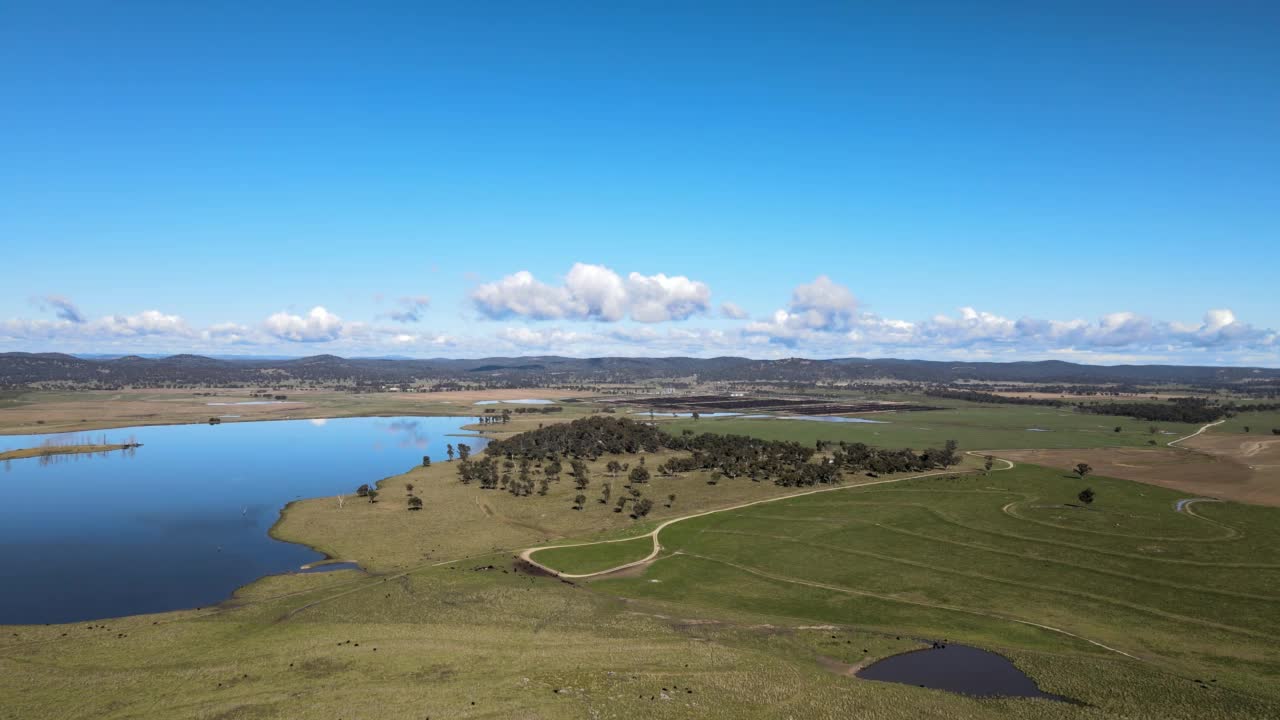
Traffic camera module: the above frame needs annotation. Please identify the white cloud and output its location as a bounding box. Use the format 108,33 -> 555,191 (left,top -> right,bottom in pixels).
788,276 -> 858,331
745,276 -> 860,342
720,302 -> 748,319
496,326 -> 585,349
263,306 -> 345,343
471,263 -> 710,323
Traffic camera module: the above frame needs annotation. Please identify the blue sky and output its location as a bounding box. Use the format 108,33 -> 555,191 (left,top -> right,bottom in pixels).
2,1 -> 1277,364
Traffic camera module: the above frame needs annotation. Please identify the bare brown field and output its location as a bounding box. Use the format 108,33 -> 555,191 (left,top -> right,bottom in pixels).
993,444 -> 1280,506
0,388 -> 594,435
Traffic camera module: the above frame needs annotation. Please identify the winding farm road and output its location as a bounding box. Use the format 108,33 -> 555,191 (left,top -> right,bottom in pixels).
519,458 -> 1011,580
1167,419 -> 1225,448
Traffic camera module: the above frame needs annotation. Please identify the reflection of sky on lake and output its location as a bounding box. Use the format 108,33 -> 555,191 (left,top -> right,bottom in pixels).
0,415 -> 484,624
381,419 -> 431,449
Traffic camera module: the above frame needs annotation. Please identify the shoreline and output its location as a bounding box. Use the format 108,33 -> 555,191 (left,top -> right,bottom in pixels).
0,409 -> 486,438
0,442 -> 139,462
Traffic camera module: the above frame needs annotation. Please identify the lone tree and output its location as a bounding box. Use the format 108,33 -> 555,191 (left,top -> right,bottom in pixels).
457,443 -> 471,462
407,496 -> 423,511
606,460 -> 622,477
367,489 -> 379,503
447,444 -> 455,462
600,482 -> 612,504
667,493 -> 676,508
633,498 -> 654,518
1114,426 -> 1122,433
422,455 -> 431,467
1078,488 -> 1095,505
1075,463 -> 1092,479
573,493 -> 587,510
984,455 -> 994,474
356,483 -> 370,497
629,466 -> 650,485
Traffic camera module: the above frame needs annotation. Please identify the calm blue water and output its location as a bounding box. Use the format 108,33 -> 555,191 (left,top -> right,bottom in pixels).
0,416 -> 483,625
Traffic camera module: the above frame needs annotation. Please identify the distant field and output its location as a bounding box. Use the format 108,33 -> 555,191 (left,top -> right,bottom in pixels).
1215,409 -> 1280,434
664,406 -> 1205,450
0,388 -> 596,435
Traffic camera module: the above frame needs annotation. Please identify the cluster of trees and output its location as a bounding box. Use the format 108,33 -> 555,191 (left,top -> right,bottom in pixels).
468,417 -> 963,501
483,417 -> 667,459
924,388 -> 1066,407
820,439 -> 961,480
474,411 -> 511,426
1077,398 -> 1227,424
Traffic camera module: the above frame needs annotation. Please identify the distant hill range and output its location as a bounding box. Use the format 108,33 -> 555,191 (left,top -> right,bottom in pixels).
1,352 -> 1277,388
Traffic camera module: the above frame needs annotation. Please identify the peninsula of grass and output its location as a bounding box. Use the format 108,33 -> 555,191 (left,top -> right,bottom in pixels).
0,442 -> 138,462
529,535 -> 653,575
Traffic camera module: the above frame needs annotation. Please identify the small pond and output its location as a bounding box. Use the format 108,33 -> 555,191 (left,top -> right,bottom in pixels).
0,416 -> 483,625
857,645 -> 1075,702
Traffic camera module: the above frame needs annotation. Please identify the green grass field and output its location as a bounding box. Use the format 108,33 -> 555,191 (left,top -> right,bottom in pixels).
1216,409 -> 1280,434
531,536 -> 654,575
665,406 -> 1205,450
562,464 -> 1280,717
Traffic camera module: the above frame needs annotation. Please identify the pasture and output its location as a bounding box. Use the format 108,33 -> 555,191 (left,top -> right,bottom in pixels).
664,406 -> 1205,450
531,464 -> 1280,717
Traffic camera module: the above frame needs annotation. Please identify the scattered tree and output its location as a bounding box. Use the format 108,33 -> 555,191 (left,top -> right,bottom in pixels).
422,455 -> 431,467
457,443 -> 471,462
1078,488 -> 1095,505
367,489 -> 379,503
447,444 -> 455,462
984,455 -> 994,474
1075,463 -> 1092,479
356,483 -> 370,497
407,496 -> 423,511
666,493 -> 676,508
629,465 -> 650,485
633,498 -> 654,518
600,482 -> 612,504
573,493 -> 587,510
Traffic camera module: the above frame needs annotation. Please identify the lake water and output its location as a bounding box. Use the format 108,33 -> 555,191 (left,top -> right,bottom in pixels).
857,645 -> 1074,701
0,416 -> 483,625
